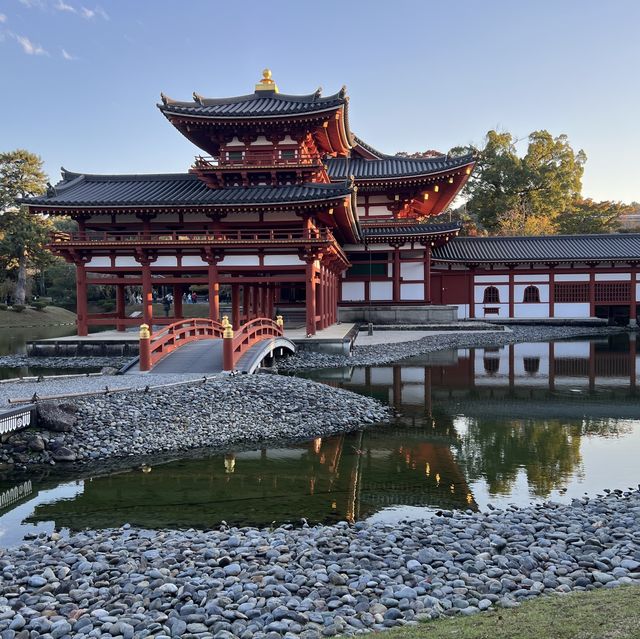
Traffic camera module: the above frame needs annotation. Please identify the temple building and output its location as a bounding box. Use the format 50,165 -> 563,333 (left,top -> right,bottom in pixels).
25,71 -> 640,333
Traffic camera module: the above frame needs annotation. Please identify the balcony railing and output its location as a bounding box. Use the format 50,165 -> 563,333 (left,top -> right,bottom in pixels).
51,228 -> 337,244
193,149 -> 322,169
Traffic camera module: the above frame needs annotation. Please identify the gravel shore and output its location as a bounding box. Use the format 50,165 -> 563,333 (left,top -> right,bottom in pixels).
279,325 -> 631,371
0,355 -> 131,370
0,490 -> 638,638
1,375 -> 391,468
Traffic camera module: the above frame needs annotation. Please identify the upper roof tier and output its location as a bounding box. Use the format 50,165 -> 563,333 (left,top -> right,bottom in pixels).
158,70 -> 353,158
26,170 -> 353,210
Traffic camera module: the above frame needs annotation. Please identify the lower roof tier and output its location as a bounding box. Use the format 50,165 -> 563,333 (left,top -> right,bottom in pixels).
26,171 -> 353,209
432,234 -> 640,264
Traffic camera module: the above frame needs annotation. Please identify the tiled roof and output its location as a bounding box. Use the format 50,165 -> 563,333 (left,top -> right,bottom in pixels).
351,135 -> 390,159
361,222 -> 461,238
158,89 -> 347,119
433,234 -> 640,263
327,154 -> 475,180
25,171 -> 352,208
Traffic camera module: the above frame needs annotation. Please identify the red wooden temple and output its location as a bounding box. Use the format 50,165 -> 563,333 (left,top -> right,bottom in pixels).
25,70 -> 640,333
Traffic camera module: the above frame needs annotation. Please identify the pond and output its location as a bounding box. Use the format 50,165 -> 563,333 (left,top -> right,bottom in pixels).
0,334 -> 638,546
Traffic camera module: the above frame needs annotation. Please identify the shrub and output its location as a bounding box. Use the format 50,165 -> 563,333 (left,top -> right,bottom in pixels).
0,304 -> 7,311
12,304 -> 26,313
31,300 -> 48,311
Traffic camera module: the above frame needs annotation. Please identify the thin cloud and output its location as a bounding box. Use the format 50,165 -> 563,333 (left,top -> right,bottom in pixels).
61,48 -> 76,60
80,5 -> 108,20
55,1 -> 77,13
0,14 -> 7,23
15,34 -> 49,56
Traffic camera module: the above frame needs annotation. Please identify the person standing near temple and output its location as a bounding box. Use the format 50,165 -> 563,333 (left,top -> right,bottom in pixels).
162,293 -> 172,317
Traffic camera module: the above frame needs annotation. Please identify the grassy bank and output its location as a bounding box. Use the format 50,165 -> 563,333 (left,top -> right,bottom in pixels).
372,586 -> 640,639
0,305 -> 76,328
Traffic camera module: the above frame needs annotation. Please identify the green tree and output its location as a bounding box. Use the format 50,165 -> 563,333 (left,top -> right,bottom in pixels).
0,150 -> 51,304
557,198 -> 630,234
461,130 -> 586,233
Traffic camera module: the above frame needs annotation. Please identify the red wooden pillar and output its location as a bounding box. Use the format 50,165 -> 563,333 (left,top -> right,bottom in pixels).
76,260 -> 88,336
589,267 -> 596,318
317,266 -> 325,330
231,284 -> 240,328
141,261 -> 153,327
393,248 -> 400,303
173,284 -> 183,320
115,282 -> 126,332
208,262 -> 220,321
629,266 -> 637,327
305,259 -> 317,336
424,245 -> 432,304
468,267 -> 475,319
508,268 -> 515,318
548,267 -> 555,318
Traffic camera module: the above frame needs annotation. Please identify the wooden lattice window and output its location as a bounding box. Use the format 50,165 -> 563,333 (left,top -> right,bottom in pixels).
523,285 -> 541,303
554,283 -> 589,303
483,286 -> 500,304
595,282 -> 630,303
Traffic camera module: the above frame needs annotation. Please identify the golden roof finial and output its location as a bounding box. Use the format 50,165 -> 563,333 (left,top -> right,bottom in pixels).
255,68 -> 279,93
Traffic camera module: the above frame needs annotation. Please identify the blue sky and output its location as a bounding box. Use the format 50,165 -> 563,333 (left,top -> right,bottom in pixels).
1,0 -> 639,203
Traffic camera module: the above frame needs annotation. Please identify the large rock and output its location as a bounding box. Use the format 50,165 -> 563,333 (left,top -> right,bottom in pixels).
51,446 -> 77,462
37,402 -> 77,433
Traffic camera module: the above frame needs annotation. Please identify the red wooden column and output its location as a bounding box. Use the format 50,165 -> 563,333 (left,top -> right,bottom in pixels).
629,265 -> 637,327
141,261 -> 153,327
75,259 -> 89,336
589,266 -> 596,318
508,267 -> 515,318
548,266 -> 555,319
173,284 -> 183,320
467,266 -> 475,319
424,245 -> 432,304
392,248 -> 401,303
305,257 -> 317,336
231,284 -> 240,328
115,282 -> 126,332
317,265 -> 325,330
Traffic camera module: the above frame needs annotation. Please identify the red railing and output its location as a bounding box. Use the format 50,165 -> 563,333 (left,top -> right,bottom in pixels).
223,317 -> 284,372
139,318 -> 224,371
51,228 -> 336,244
194,150 -> 321,168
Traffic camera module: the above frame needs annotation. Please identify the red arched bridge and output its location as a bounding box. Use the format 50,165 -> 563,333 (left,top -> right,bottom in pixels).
136,316 -> 296,374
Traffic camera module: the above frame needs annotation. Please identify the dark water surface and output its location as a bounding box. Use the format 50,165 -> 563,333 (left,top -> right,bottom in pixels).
0,334 -> 638,546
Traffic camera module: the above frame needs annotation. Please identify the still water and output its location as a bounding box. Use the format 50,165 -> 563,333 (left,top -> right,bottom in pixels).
0,335 -> 638,546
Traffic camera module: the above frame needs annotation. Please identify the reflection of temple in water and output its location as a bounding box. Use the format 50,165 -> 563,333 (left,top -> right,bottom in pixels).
22,336 -> 637,531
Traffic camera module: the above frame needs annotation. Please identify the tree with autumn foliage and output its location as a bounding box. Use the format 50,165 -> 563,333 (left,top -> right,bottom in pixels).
0,150 -> 52,304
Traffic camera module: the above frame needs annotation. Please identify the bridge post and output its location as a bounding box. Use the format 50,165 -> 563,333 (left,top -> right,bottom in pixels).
223,325 -> 234,372
139,324 -> 151,371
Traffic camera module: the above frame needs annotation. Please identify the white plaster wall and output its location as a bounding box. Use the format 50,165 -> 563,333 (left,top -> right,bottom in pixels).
370,281 -> 393,301
554,302 -> 591,318
368,195 -> 391,204
367,205 -> 391,216
263,255 -> 304,266
636,283 -> 640,301
371,367 -> 393,385
86,257 -> 111,267
514,283 -> 549,303
342,281 -> 365,301
595,273 -> 631,281
402,367 -> 425,383
555,273 -> 589,282
280,135 -> 296,145
401,262 -> 424,280
250,135 -> 271,146
400,283 -> 424,301
219,255 -> 260,266
474,284 -> 509,304
475,275 -> 509,284
181,256 -> 207,267
114,257 -> 139,267
153,256 -> 178,267
456,304 -> 469,319
226,136 -> 244,146
514,274 -> 549,282
350,368 -> 366,385
514,303 -> 551,318
114,214 -> 137,223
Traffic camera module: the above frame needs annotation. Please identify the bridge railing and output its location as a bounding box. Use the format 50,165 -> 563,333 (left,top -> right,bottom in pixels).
223,317 -> 284,372
140,318 -> 225,371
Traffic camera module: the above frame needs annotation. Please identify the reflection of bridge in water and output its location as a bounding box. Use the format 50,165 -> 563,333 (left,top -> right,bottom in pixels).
13,335 -> 639,533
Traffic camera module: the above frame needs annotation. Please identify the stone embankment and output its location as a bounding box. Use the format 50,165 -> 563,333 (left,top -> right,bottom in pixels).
0,375 -> 391,468
280,325 -> 630,371
0,491 -> 638,637
0,355 -> 129,370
